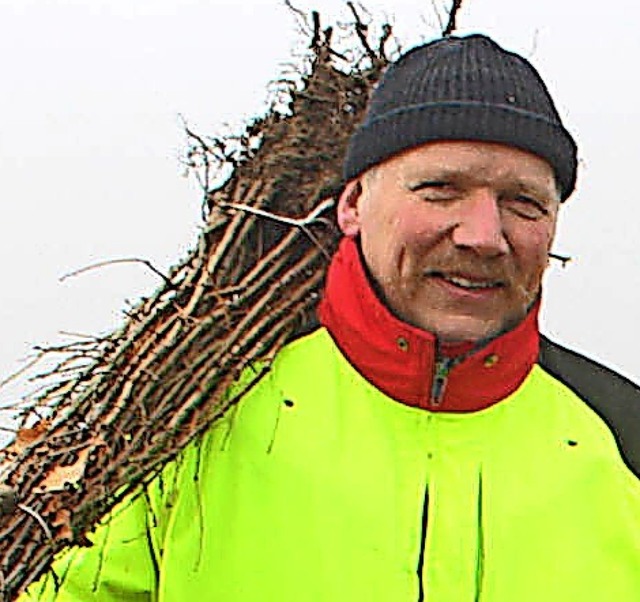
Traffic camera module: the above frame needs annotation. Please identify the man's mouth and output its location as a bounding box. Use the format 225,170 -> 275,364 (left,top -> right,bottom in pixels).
429,272 -> 505,291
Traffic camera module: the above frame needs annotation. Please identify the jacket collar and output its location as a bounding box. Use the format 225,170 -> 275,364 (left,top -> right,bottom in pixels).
317,237 -> 540,412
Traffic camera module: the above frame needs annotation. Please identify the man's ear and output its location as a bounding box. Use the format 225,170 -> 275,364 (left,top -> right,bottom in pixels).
337,180 -> 363,237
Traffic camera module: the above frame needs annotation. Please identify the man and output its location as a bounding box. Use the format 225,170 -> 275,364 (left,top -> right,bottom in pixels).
25,34 -> 640,602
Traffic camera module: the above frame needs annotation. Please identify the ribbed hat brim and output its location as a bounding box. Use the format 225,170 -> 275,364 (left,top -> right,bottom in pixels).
344,101 -> 577,200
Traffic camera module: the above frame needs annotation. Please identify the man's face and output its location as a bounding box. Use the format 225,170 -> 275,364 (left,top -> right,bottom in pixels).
337,140 -> 560,342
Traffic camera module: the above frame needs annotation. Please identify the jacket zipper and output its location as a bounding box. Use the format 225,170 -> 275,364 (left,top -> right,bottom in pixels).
418,356 -> 457,597
430,357 -> 455,407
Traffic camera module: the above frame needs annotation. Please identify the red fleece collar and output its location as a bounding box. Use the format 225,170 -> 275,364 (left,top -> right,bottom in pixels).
317,237 -> 540,412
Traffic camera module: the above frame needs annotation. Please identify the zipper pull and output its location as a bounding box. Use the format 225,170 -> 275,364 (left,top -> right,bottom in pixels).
430,358 -> 454,407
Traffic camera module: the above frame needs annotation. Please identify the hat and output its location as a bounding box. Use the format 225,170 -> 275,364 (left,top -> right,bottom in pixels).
343,34 -> 578,200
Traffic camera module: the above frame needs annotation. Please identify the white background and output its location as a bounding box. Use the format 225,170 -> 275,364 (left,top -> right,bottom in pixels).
1,0 -> 638,424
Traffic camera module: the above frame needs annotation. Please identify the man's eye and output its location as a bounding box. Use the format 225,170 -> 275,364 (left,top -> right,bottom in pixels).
409,181 -> 458,200
504,195 -> 549,220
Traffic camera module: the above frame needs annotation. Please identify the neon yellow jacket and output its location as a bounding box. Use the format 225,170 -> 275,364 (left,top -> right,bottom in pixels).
24,238 -> 640,601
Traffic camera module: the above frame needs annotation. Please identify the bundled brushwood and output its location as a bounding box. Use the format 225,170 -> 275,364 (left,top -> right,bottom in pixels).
0,1 -> 467,596
0,7 -> 396,600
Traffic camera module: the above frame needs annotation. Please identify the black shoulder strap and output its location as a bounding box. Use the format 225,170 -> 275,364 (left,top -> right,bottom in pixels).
539,336 -> 640,478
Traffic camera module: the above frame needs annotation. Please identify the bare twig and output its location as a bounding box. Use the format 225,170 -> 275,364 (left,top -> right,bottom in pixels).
443,0 -> 464,36
284,0 -> 311,34
218,198 -> 336,260
59,258 -> 174,289
549,252 -> 572,268
354,1 -> 373,21
378,23 -> 393,60
310,11 -> 321,48
17,504 -> 52,541
58,332 -> 110,343
347,2 -> 378,64
430,0 -> 445,33
218,198 -> 335,228
0,357 -> 42,392
179,114 -> 219,216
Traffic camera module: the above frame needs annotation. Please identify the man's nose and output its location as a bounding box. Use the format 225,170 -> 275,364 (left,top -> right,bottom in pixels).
451,189 -> 509,256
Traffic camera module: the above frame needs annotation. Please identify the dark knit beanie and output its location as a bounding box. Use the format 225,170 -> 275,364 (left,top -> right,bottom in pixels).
343,34 -> 578,200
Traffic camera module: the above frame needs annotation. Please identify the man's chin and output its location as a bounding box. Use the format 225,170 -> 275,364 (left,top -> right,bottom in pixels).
420,306 -> 535,345
416,314 -> 506,344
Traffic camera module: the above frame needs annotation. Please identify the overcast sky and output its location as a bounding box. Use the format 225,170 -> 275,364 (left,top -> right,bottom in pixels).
1,0 -> 639,419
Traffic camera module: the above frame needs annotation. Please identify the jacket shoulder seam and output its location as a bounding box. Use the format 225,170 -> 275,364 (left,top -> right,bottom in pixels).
539,336 -> 640,478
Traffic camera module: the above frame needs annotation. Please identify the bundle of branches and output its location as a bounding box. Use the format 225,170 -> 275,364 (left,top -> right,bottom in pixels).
0,3 -> 462,599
